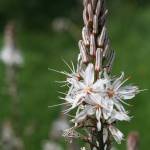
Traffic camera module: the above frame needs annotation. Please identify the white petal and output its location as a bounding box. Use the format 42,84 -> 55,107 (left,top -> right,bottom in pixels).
65,93 -> 85,113
92,78 -> 109,91
96,108 -> 101,121
96,108 -> 101,131
118,86 -> 139,100
89,93 -> 102,106
72,93 -> 86,107
74,109 -> 87,123
114,100 -> 126,112
67,78 -> 84,90
102,98 -> 113,120
65,97 -> 74,104
109,126 -> 124,144
113,72 -> 124,89
87,106 -> 96,116
84,63 -> 94,86
97,121 -> 101,131
108,110 -> 130,123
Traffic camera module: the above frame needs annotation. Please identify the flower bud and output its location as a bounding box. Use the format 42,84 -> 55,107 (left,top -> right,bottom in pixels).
90,34 -> 96,56
91,0 -> 98,11
96,0 -> 102,17
95,48 -> 103,71
97,26 -> 107,48
82,27 -> 90,46
87,3 -> 93,23
93,15 -> 98,34
78,40 -> 89,63
83,8 -> 88,25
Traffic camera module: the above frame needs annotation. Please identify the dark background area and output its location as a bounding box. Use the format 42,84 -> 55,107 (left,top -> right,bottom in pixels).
0,0 -> 150,29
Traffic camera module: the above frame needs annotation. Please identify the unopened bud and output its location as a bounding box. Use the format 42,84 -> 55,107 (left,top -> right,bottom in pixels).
78,40 -> 89,63
95,48 -> 103,71
91,0 -> 98,11
90,34 -> 96,56
83,0 -> 89,7
93,15 -> 98,34
97,26 -> 107,48
82,27 -> 90,46
87,3 -> 93,23
96,0 -> 102,17
83,8 -> 88,25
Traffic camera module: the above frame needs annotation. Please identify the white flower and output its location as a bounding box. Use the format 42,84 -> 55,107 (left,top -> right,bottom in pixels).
59,62 -> 140,144
105,72 -> 139,102
66,63 -> 108,111
109,125 -> 124,144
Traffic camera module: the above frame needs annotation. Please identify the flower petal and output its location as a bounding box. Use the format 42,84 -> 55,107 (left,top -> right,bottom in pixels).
92,78 -> 109,91
96,108 -> 101,131
118,86 -> 139,100
108,110 -> 130,123
89,93 -> 102,106
67,78 -> 84,90
84,63 -> 94,86
113,72 -> 124,89
97,121 -> 101,131
113,100 -> 126,112
109,126 -> 124,144
102,98 -> 113,120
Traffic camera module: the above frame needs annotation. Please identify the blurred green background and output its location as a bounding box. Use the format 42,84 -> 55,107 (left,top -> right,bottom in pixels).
0,0 -> 149,149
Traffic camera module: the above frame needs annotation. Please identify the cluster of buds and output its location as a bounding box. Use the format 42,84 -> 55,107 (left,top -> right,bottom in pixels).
53,0 -> 141,149
79,0 -> 115,73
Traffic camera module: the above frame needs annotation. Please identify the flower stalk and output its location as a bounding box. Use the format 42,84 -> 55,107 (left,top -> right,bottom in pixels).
54,0 -> 140,149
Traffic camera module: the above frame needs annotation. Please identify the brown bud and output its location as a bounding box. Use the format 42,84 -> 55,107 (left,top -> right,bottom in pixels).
97,26 -> 107,48
96,0 -> 102,17
95,48 -> 103,71
91,0 -> 98,11
78,40 -> 89,63
83,0 -> 89,7
82,27 -> 90,46
93,15 -> 98,34
83,8 -> 88,25
87,3 -> 94,23
90,34 -> 96,56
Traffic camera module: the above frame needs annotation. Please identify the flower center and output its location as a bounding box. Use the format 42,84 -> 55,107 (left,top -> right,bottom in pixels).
107,88 -> 115,98
83,86 -> 92,94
